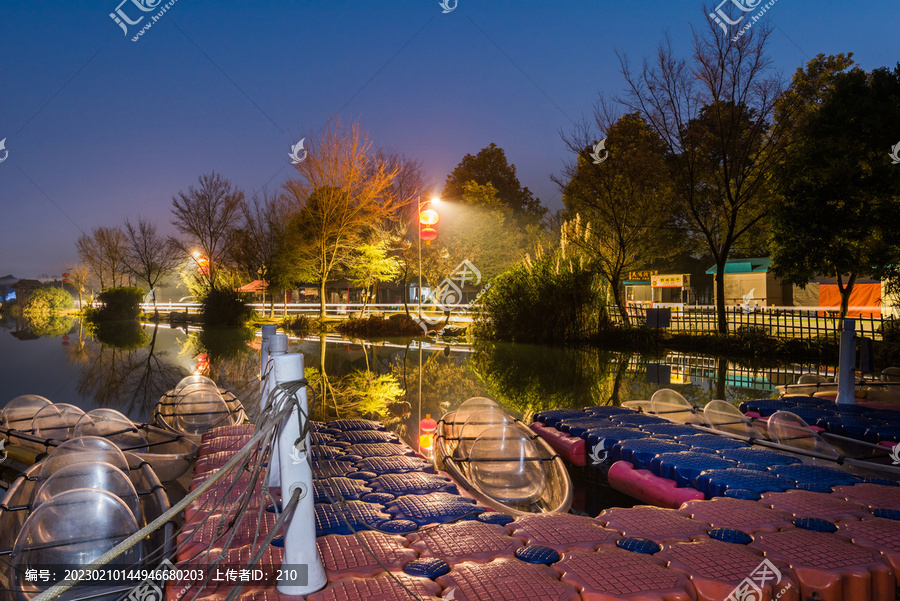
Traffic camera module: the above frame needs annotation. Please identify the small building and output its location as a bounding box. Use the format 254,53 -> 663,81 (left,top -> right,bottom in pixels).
625,270 -> 693,310
12,279 -> 43,306
624,270 -> 655,311
706,258 -> 789,307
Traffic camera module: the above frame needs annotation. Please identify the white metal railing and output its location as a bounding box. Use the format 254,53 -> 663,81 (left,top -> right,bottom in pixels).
615,303 -> 897,340
140,301 -> 482,322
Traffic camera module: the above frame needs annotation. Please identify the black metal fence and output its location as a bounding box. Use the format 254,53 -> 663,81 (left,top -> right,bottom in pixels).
611,304 -> 894,341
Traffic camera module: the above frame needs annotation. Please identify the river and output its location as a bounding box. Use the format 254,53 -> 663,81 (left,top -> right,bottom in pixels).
0,316 -> 834,439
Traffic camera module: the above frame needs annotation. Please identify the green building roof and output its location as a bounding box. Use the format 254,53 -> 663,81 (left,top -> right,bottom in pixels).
705,257 -> 771,275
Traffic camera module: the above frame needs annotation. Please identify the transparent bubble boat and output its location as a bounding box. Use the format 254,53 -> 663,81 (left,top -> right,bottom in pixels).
0,397 -> 199,481
153,376 -> 248,444
435,397 -> 573,516
0,437 -> 174,601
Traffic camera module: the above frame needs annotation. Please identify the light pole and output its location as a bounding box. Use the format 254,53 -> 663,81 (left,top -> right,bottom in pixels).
417,196 -> 423,319
257,264 -> 267,315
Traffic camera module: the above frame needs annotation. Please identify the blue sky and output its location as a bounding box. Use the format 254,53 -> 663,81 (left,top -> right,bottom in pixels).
1,1 -> 898,277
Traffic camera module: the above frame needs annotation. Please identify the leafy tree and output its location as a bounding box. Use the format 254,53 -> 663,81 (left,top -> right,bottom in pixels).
618,19 -> 790,332
281,119 -> 398,318
70,324 -> 184,414
391,350 -> 490,422
200,287 -> 254,326
25,312 -> 75,338
170,172 -> 245,291
347,238 -> 401,314
556,113 -> 679,323
24,287 -> 74,316
123,217 -> 181,315
425,182 -> 536,284
90,286 -> 145,321
76,226 -> 130,290
442,143 -> 546,222
332,370 -> 404,420
769,57 -> 900,317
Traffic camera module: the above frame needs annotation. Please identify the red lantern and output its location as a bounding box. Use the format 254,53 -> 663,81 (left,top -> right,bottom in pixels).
419,209 -> 439,226
419,414 -> 438,452
420,414 -> 437,433
420,227 -> 437,242
196,353 -> 210,374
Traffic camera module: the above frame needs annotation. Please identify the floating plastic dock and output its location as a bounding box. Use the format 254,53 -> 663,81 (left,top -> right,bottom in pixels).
173,415 -> 900,601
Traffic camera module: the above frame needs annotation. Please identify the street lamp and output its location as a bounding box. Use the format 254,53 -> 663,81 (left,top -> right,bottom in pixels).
191,251 -> 209,275
417,196 -> 440,319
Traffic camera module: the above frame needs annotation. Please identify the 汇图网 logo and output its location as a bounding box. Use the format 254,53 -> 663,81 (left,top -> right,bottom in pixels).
709,0 -> 762,34
726,558 -> 792,601
289,139 -> 307,164
589,139 -> 608,164
589,439 -> 608,465
889,141 -> 900,165
416,259 -> 482,332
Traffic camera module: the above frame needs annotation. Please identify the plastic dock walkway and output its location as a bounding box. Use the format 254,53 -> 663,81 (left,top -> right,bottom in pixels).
175,419 -> 900,601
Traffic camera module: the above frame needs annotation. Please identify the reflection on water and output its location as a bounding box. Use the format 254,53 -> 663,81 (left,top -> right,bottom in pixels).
0,317 -> 835,446
69,322 -> 185,419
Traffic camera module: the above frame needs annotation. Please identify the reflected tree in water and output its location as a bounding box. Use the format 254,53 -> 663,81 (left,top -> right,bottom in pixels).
69,323 -> 186,417
187,326 -> 259,418
308,335 -> 409,435
24,312 -> 76,338
471,343 -> 647,418
393,344 -> 489,424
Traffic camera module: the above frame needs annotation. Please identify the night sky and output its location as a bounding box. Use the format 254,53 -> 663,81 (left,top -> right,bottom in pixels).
2,1 -> 898,278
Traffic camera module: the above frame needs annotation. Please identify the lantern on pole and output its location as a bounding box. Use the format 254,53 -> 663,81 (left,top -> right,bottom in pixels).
419,209 -> 439,245
417,197 -> 441,317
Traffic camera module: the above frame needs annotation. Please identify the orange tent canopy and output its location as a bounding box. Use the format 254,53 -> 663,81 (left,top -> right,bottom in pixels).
237,279 -> 268,293
818,282 -> 881,317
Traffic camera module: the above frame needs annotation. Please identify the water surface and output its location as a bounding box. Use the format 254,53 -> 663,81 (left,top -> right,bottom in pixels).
0,316 -> 834,443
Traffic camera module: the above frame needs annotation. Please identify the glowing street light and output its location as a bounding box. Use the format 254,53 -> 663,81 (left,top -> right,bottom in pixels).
192,251 -> 209,275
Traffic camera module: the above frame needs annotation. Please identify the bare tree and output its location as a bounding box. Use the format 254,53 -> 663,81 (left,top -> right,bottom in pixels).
617,12 -> 791,332
64,262 -> 90,309
76,226 -> 129,290
377,151 -> 428,315
281,119 -> 399,318
170,172 -> 245,291
230,189 -> 285,316
75,234 -> 103,289
123,217 -> 181,314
